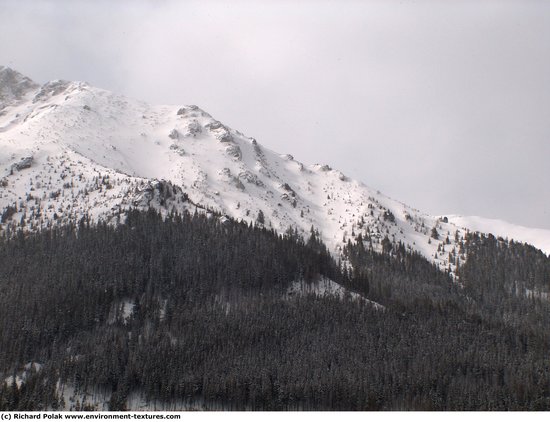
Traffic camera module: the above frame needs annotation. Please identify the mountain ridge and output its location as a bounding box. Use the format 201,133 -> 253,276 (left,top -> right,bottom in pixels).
0,67 -> 548,272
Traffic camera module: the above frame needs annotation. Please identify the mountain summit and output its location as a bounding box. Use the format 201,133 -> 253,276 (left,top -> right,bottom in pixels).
0,68 -> 548,271
0,66 -> 40,109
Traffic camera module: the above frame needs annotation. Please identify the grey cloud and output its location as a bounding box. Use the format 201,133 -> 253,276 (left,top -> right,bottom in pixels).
1,0 -> 549,228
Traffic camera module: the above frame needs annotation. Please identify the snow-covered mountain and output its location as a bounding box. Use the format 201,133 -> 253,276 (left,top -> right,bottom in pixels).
1,67 -> 548,276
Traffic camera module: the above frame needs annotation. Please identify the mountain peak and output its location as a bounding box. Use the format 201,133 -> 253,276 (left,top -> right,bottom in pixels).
0,66 -> 40,109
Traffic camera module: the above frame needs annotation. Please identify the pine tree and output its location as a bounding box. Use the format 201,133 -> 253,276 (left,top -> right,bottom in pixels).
256,209 -> 265,225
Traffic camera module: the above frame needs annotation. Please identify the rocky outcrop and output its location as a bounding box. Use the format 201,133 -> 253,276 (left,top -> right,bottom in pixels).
226,144 -> 242,160
0,66 -> 39,108
168,129 -> 180,140
185,120 -> 202,137
169,144 -> 185,156
11,156 -> 33,172
33,80 -> 72,103
219,168 -> 245,191
238,170 -> 265,187
206,121 -> 233,143
133,180 -> 188,208
280,182 -> 298,207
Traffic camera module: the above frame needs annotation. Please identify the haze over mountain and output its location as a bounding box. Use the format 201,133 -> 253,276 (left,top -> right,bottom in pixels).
1,66 -> 549,271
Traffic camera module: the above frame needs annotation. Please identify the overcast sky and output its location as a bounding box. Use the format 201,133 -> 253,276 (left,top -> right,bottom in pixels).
1,0 -> 549,229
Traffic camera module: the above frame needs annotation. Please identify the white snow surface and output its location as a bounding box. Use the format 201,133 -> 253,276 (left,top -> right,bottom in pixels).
0,67 -> 548,277
287,276 -> 385,310
3,361 -> 42,389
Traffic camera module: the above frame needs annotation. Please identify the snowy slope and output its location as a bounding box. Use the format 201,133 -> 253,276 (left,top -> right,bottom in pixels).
0,67 -> 548,277
287,276 -> 385,310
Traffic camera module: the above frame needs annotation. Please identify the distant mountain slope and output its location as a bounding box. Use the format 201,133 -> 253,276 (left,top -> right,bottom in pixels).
0,67 -> 547,276
448,215 -> 550,255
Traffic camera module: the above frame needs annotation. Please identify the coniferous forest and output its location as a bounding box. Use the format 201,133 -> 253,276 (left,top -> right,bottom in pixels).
1,209 -> 550,410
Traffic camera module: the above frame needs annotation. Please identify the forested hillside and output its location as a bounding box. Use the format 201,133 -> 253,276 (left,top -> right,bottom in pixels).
1,210 -> 549,410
